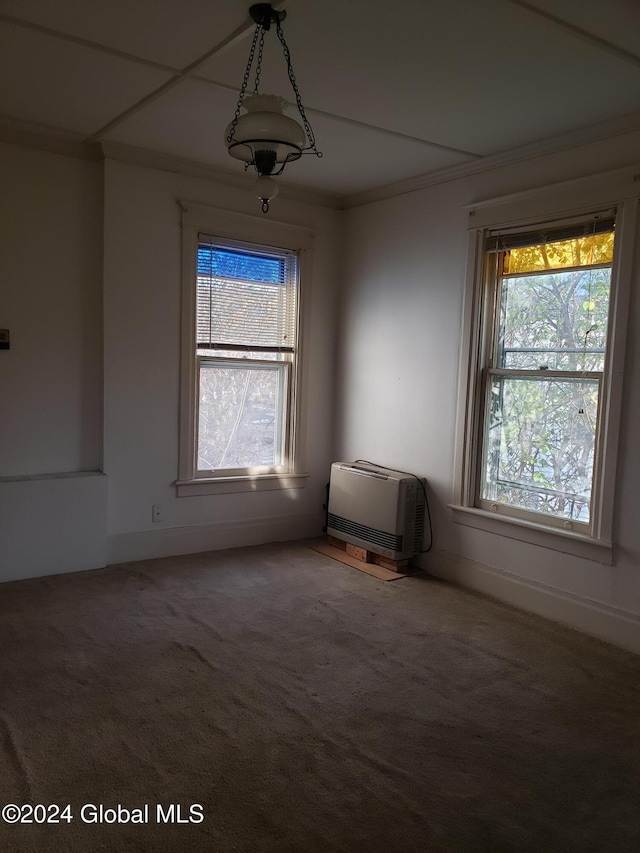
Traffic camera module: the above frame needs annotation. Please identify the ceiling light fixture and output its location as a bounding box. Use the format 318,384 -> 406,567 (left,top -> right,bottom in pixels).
225,3 -> 322,213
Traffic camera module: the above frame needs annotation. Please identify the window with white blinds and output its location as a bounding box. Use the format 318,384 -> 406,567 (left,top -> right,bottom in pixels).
197,240 -> 297,352
191,236 -> 300,477
178,203 -> 313,494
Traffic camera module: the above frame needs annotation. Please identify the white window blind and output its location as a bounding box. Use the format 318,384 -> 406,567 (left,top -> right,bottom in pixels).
197,238 -> 297,352
485,213 -> 615,253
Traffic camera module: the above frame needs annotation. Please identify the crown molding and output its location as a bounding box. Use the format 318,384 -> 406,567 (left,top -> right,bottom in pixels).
4,108 -> 640,215
0,118 -> 99,161
0,118 -> 342,210
464,163 -> 640,217
98,141 -> 343,209
343,109 -> 640,209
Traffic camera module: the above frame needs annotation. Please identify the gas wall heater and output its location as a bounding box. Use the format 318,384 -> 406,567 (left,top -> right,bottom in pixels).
327,462 -> 426,561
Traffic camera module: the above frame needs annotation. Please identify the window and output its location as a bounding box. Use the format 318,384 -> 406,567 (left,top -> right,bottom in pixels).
196,239 -> 297,474
178,203 -> 314,496
480,217 -> 614,530
453,196 -> 637,560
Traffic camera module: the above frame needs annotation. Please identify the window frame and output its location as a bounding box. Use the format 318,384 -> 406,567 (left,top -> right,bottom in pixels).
477,224 -> 614,532
452,193 -> 638,564
195,354 -> 291,477
177,203 -> 315,497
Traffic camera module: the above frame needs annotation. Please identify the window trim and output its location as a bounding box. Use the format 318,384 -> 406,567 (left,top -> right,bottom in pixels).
451,194 -> 638,563
178,203 -> 315,496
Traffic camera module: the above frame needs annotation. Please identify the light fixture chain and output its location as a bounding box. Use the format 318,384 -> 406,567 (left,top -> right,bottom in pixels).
227,24 -> 261,144
275,20 -> 321,156
253,26 -> 265,94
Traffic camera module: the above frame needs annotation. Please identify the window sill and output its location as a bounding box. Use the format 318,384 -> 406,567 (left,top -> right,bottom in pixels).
176,472 -> 309,497
449,504 -> 613,565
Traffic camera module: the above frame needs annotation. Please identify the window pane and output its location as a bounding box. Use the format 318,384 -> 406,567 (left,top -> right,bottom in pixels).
196,244 -> 296,350
499,268 -> 610,371
502,231 -> 614,274
196,276 -> 296,349
482,376 -> 599,522
197,246 -> 285,284
198,363 -> 285,470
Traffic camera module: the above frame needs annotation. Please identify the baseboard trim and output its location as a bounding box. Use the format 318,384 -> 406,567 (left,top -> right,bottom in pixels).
107,513 -> 322,565
425,548 -> 640,656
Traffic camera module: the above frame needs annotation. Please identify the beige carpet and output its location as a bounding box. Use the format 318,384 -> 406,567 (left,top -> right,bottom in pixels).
0,541 -> 639,852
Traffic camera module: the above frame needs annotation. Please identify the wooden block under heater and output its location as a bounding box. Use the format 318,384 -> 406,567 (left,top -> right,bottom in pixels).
328,535 -> 347,551
373,554 -> 410,573
345,543 -> 373,563
327,536 -> 411,573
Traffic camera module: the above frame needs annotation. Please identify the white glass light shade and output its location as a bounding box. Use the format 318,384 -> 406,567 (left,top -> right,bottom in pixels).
255,175 -> 279,203
225,95 -> 306,167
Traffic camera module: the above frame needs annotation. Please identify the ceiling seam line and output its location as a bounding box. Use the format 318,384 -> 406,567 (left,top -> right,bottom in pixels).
189,75 -> 482,158
0,13 -> 177,74
298,104 -> 482,158
86,1 -> 289,141
504,0 -> 640,71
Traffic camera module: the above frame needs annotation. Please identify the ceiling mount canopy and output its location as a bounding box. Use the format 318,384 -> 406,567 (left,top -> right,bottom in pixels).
248,2 -> 285,28
225,3 -> 322,213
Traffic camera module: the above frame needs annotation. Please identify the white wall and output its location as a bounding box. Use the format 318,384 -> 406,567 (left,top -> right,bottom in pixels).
0,143 -> 106,582
103,159 -> 341,562
337,131 -> 640,651
0,142 -> 103,476
0,141 -> 340,578
0,472 -> 107,581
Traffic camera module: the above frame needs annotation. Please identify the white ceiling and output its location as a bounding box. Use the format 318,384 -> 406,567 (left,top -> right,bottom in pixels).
1,0 -> 640,202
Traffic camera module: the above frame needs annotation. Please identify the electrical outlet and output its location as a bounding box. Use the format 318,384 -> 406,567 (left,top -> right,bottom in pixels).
152,504 -> 162,523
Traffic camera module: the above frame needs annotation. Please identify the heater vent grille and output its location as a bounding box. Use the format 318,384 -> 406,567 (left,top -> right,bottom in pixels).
414,502 -> 426,553
328,513 -> 402,552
